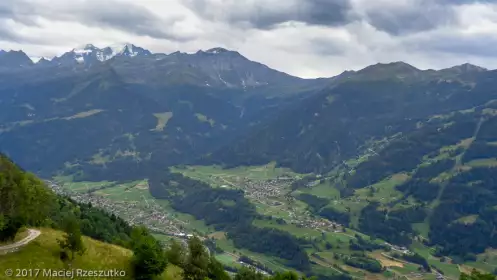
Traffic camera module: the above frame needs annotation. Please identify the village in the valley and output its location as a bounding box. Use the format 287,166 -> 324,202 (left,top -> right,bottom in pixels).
45,171 -> 344,240
45,180 -> 192,239
206,173 -> 344,233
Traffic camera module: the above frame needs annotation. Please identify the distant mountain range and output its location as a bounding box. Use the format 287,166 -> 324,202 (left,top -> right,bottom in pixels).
5,43 -> 151,67
0,43 -> 324,180
48,43 -> 152,66
0,42 -> 492,179
0,44 -> 316,92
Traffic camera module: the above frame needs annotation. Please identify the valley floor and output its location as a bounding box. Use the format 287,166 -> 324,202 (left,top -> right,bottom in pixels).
50,162 -> 497,279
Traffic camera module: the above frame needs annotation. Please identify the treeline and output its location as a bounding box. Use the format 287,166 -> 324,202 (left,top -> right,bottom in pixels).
49,197 -> 133,247
148,171 -> 312,271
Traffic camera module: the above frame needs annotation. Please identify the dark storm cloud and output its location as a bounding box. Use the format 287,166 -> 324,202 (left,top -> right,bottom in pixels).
365,5 -> 455,36
185,0 -> 353,30
363,0 -> 497,36
0,0 -> 191,41
185,0 -> 496,35
304,0 -> 352,26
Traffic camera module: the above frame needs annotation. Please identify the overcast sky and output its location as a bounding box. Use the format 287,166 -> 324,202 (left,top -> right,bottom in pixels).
1,0 -> 496,78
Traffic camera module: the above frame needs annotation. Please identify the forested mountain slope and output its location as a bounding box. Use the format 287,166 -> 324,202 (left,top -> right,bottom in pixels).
205,63 -> 497,261
343,104 -> 497,259
0,47 -> 323,181
208,63 -> 497,174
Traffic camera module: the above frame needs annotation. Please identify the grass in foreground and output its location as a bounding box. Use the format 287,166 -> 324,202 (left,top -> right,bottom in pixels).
0,228 -> 181,280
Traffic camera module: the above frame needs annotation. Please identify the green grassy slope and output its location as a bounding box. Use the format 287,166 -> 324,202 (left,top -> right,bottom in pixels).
0,228 -> 181,280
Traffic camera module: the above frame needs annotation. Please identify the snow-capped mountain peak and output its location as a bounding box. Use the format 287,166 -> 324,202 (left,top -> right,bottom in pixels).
106,43 -> 137,57
52,43 -> 152,65
72,44 -> 98,55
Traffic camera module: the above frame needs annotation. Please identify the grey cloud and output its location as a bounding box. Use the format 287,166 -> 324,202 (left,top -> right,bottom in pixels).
307,37 -> 347,56
0,22 -> 27,43
407,33 -> 497,58
365,4 -> 456,36
359,0 -> 497,36
52,1 -> 190,41
185,0 -> 353,30
186,0 -> 493,36
0,0 -> 191,41
0,0 -> 39,26
0,1 -> 44,43
303,0 -> 352,26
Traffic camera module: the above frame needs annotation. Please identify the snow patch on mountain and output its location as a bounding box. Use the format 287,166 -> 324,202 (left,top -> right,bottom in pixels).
75,57 -> 85,64
108,43 -> 140,57
206,47 -> 229,54
55,43 -> 152,65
